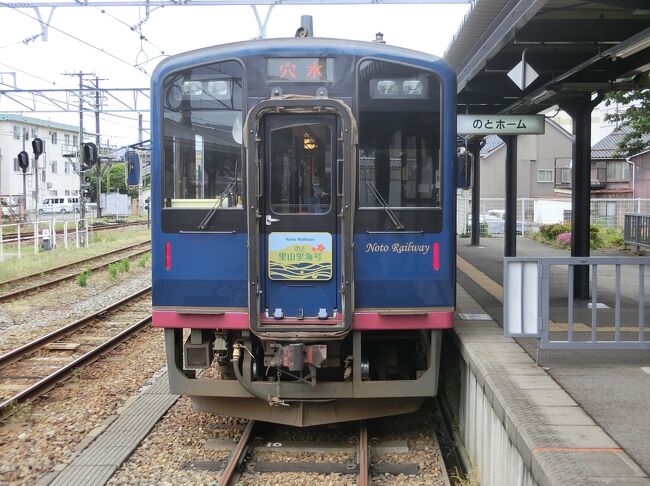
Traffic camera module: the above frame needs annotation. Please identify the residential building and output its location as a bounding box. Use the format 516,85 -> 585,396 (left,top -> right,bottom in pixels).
478,119 -> 573,198
0,114 -> 80,212
629,148 -> 650,200
591,127 -> 650,199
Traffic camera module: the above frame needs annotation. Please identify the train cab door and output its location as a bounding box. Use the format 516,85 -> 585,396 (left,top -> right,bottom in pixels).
260,113 -> 340,322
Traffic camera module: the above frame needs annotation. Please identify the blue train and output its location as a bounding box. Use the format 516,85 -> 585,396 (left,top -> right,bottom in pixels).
150,34 -> 468,426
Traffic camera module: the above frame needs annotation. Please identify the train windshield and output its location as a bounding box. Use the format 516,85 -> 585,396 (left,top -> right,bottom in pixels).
358,60 -> 441,209
162,60 -> 244,209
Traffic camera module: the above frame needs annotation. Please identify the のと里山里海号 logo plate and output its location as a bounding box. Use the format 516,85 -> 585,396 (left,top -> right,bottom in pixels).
268,232 -> 332,281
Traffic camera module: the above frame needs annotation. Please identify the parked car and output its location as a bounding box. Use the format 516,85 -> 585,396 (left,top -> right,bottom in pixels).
39,196 -> 80,214
466,212 -> 505,235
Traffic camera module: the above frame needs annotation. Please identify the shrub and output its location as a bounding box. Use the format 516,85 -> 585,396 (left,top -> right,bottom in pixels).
118,258 -> 130,273
108,262 -> 120,281
541,223 -> 572,240
76,268 -> 91,287
138,253 -> 151,268
556,232 -> 572,247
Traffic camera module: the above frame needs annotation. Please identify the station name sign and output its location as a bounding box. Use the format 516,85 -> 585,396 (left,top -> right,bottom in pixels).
458,115 -> 545,135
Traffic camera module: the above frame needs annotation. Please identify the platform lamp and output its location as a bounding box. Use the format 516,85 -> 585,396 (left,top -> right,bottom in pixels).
32,138 -> 43,219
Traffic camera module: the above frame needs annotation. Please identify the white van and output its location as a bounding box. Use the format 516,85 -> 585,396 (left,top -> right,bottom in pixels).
39,196 -> 80,214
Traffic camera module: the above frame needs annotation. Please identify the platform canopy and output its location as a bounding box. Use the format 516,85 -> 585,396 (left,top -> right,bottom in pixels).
446,0 -> 650,114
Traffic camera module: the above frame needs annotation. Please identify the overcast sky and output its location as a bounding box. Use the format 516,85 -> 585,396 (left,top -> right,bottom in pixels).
0,3 -> 470,145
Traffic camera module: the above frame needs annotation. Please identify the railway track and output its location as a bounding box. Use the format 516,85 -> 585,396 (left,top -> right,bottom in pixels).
0,240 -> 151,302
194,405 -> 449,485
0,287 -> 152,419
0,220 -> 147,242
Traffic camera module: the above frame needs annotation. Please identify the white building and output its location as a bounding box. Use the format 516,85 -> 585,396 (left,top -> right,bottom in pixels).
0,114 -> 81,211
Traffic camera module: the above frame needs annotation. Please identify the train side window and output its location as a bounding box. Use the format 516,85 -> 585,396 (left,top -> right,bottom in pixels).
162,60 -> 244,210
357,60 -> 441,209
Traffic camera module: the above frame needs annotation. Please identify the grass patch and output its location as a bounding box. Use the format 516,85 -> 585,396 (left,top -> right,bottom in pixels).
108,262 -> 120,281
118,258 -> 130,273
138,252 -> 151,268
76,268 -> 92,287
108,258 -> 131,282
0,228 -> 150,282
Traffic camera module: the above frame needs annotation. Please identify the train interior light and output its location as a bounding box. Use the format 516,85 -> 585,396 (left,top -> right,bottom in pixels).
182,81 -> 203,96
206,80 -> 232,98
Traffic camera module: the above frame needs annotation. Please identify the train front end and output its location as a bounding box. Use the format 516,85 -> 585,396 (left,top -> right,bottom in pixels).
151,38 -> 458,426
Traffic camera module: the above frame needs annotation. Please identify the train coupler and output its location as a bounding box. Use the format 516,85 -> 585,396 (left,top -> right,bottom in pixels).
268,343 -> 327,372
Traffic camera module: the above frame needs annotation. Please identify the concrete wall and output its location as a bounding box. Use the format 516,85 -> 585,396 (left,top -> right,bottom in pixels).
480,122 -> 573,198
441,287 -> 648,485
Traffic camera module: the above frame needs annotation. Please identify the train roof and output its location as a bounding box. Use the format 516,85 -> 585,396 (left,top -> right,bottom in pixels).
151,37 -> 454,86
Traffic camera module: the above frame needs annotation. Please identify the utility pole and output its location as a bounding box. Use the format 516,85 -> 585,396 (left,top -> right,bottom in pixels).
33,128 -> 39,218
95,77 -> 102,218
78,72 -> 86,241
65,71 -> 95,244
138,112 -> 143,217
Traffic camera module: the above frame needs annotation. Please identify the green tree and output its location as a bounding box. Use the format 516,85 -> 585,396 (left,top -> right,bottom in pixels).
604,79 -> 650,157
87,163 -> 139,201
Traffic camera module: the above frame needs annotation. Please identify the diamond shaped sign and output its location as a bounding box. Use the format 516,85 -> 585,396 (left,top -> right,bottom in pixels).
507,60 -> 539,90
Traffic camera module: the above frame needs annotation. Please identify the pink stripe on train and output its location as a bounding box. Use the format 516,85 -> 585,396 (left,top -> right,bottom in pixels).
152,311 -> 248,329
153,310 -> 454,331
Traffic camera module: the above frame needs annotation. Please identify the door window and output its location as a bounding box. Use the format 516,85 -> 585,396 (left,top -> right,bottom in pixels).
269,122 -> 332,215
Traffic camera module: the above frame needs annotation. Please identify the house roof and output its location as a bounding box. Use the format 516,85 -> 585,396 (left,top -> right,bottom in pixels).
0,114 -> 78,133
591,126 -> 650,160
481,135 -> 504,156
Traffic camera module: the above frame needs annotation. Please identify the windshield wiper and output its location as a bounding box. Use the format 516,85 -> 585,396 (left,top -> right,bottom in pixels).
197,180 -> 237,230
365,181 -> 404,230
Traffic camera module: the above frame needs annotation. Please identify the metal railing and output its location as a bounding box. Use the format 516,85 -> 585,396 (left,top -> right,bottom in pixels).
458,197 -> 650,234
504,256 -> 649,349
624,213 -> 650,252
0,219 -> 91,262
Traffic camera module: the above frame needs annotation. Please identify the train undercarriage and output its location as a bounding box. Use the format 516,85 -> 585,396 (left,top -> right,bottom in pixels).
165,328 -> 442,426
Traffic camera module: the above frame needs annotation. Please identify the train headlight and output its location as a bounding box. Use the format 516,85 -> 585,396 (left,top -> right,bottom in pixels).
182,81 -> 203,96
206,80 -> 232,99
402,79 -> 424,96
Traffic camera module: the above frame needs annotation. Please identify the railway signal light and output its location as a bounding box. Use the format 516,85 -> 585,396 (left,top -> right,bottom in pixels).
82,142 -> 98,169
17,151 -> 29,173
32,138 -> 44,158
125,151 -> 141,186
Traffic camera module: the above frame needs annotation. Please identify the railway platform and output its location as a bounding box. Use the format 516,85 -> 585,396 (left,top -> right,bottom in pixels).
454,236 -> 650,483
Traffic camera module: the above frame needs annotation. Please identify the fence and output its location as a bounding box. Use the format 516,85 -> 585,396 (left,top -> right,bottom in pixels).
0,219 -> 92,262
457,197 -> 650,235
624,213 -> 650,252
504,256 -> 649,349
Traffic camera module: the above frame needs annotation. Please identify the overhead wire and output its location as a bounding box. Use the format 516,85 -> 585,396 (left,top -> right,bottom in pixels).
0,61 -> 59,86
0,1 -> 150,75
92,6 -> 166,58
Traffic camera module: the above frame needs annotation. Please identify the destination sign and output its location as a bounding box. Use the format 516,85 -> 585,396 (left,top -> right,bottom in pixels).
458,115 -> 545,135
267,58 -> 334,83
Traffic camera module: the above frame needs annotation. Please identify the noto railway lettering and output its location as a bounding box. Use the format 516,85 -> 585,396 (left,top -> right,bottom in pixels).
365,242 -> 430,254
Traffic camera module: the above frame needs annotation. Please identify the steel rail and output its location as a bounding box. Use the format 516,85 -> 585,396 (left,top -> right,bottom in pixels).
0,244 -> 151,302
0,239 -> 149,287
0,286 -> 151,369
0,220 -> 147,242
0,314 -> 152,419
220,420 -> 256,486
358,421 -> 370,486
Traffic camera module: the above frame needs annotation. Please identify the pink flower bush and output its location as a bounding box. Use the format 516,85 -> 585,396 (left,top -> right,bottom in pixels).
556,232 -> 572,247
